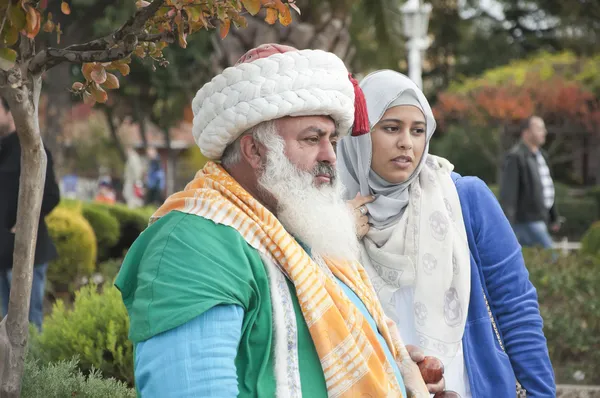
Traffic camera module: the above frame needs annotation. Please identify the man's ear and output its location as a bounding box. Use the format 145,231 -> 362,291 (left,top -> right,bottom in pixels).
239,135 -> 264,170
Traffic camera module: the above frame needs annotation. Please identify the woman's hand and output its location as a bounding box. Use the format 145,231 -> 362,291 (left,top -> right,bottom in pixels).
347,193 -> 375,239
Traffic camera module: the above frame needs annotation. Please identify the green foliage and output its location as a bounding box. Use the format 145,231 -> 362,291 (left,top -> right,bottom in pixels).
524,248 -> 600,384
449,51 -> 600,96
94,203 -> 150,258
31,284 -> 133,385
81,204 -> 121,262
21,356 -> 134,398
556,197 -> 599,241
581,222 -> 600,257
46,207 -> 97,292
64,114 -> 126,178
430,126 -> 498,183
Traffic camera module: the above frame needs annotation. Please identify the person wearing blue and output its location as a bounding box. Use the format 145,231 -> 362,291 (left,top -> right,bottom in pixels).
144,146 -> 165,206
337,70 -> 555,397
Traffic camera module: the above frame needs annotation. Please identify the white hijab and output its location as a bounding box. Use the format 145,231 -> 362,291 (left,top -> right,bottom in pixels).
337,70 -> 471,364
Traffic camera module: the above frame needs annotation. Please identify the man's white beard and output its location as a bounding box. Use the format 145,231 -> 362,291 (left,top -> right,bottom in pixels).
257,136 -> 359,263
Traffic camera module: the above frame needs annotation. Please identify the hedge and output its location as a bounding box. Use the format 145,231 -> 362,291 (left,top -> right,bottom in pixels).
46,207 -> 97,292
93,203 -> 151,259
22,356 -> 135,398
31,284 -> 133,385
525,248 -> 600,384
581,221 -> 600,257
81,204 -> 120,262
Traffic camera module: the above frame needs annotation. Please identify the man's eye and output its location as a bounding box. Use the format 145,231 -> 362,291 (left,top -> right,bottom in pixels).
305,137 -> 319,144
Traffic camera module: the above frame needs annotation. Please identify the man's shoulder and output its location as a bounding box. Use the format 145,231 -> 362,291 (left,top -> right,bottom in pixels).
139,210 -> 256,257
117,210 -> 264,301
506,142 -> 526,158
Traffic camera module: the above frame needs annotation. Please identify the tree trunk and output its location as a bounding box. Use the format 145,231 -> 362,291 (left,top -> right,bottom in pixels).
104,106 -> 127,162
0,75 -> 45,397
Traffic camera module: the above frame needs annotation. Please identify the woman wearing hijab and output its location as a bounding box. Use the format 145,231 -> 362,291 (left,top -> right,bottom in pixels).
338,70 -> 555,397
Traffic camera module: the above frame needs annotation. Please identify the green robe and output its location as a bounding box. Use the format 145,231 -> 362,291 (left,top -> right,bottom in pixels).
115,210 -> 328,397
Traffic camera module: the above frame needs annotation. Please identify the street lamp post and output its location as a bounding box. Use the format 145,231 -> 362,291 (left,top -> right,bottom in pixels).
400,0 -> 432,90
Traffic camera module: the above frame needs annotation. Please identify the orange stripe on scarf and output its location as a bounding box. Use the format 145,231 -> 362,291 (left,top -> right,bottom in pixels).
152,162 -> 404,397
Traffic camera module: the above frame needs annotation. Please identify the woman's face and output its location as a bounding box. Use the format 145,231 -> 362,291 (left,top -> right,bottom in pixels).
370,105 -> 427,184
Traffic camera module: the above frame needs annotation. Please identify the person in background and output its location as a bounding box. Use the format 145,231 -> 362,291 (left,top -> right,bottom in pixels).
95,180 -> 117,204
0,96 -> 60,331
144,146 -> 165,206
122,145 -> 144,208
337,70 -> 555,397
499,116 -> 561,249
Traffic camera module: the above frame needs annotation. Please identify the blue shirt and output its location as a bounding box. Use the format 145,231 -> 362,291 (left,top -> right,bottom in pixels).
135,278 -> 408,397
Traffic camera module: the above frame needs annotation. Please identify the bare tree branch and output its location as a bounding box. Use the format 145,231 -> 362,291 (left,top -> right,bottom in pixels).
28,0 -> 166,75
30,35 -> 138,74
114,0 -> 166,42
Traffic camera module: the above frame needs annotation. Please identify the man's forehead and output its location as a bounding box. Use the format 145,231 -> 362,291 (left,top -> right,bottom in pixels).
275,115 -> 336,134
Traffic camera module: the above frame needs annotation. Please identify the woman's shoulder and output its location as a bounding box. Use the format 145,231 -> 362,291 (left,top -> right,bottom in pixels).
451,172 -> 490,194
450,173 -> 500,213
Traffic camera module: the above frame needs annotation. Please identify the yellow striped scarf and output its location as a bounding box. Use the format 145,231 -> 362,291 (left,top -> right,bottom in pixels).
151,161 -> 404,397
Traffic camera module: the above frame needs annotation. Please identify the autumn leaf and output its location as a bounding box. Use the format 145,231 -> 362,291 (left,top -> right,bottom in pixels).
56,22 -> 62,44
219,19 -> 230,39
24,6 -> 41,39
278,4 -> 292,26
135,46 -> 146,58
71,82 -> 84,91
232,14 -> 247,29
178,31 -> 188,48
90,64 -> 107,84
103,73 -> 120,90
90,83 -> 108,103
264,8 -> 277,24
2,26 -> 19,46
0,48 -> 17,71
82,63 -> 95,81
241,0 -> 260,15
61,1 -> 70,15
8,3 -> 26,31
115,63 -> 130,76
136,0 -> 150,7
43,18 -> 55,33
82,90 -> 95,105
288,1 -> 301,15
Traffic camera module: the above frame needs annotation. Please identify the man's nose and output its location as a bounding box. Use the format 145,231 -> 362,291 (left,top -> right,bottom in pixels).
318,140 -> 337,165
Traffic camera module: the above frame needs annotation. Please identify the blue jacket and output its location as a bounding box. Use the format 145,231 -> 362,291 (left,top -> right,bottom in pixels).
453,173 -> 555,397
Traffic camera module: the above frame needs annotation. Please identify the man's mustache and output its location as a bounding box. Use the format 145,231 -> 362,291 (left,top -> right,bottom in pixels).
312,162 -> 336,180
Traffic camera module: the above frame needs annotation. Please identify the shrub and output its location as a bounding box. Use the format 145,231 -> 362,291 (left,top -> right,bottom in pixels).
556,197 -> 599,240
81,204 -> 120,262
46,207 -> 97,292
22,356 -> 135,398
581,221 -> 600,257
95,203 -> 150,258
32,284 -> 133,384
524,248 -> 600,384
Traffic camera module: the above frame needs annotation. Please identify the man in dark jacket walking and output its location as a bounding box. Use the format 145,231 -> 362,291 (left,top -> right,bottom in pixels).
500,116 -> 560,249
0,97 -> 60,330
